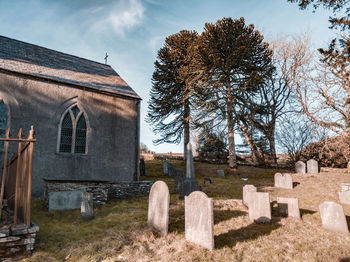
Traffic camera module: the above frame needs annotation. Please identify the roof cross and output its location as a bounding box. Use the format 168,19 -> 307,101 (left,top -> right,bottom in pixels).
104,52 -> 109,65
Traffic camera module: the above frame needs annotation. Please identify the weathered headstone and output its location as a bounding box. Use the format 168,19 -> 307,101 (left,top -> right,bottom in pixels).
204,177 -> 212,184
339,191 -> 350,205
147,181 -> 170,236
163,160 -> 169,176
341,183 -> 350,192
181,143 -> 201,199
168,163 -> 174,177
319,201 -> 349,233
242,185 -> 257,207
307,159 -> 318,174
217,170 -> 225,178
277,197 -> 300,219
140,158 -> 146,177
295,161 -> 306,174
175,168 -> 184,194
81,192 -> 94,220
48,190 -> 83,211
249,192 -> 271,223
274,173 -> 293,189
185,191 -> 214,251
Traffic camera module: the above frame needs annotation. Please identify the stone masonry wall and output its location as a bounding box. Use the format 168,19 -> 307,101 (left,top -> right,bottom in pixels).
44,180 -> 154,208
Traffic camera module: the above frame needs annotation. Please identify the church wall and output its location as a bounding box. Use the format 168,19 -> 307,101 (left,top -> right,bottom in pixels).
0,71 -> 139,197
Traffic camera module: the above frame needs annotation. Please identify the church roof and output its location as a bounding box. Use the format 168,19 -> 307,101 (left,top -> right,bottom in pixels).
0,35 -> 140,99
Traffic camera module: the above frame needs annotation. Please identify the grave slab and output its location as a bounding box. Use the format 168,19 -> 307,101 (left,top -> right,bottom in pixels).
319,201 -> 349,234
277,197 -> 300,219
307,159 -> 318,174
249,192 -> 271,223
243,185 -> 257,207
295,161 -> 306,174
48,190 -> 84,211
274,173 -> 293,189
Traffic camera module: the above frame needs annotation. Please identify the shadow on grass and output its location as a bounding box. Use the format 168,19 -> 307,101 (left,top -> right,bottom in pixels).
339,258 -> 350,262
214,210 -> 247,225
300,208 -> 317,217
293,182 -> 300,188
215,221 -> 282,249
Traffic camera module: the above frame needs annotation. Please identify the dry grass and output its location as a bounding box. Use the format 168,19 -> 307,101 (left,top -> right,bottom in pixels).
25,160 -> 350,262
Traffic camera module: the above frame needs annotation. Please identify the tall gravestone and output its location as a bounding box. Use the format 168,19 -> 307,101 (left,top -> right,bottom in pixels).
168,163 -> 174,177
274,173 -> 293,189
307,159 -> 318,174
277,197 -> 300,219
319,201 -> 348,233
295,161 -> 306,174
81,192 -> 94,220
180,143 -> 201,199
175,168 -> 184,194
242,185 -> 257,207
339,183 -> 350,205
249,192 -> 271,223
148,181 -> 170,236
163,160 -> 169,176
185,191 -> 214,251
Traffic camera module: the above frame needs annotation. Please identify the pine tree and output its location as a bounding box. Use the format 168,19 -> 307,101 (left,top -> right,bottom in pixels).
147,30 -> 198,158
194,17 -> 274,168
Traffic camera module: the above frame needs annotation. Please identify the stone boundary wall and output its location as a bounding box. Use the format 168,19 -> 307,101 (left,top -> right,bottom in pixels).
43,180 -> 154,208
0,223 -> 39,260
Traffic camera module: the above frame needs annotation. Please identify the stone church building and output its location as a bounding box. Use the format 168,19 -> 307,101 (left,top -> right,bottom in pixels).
0,35 -> 141,197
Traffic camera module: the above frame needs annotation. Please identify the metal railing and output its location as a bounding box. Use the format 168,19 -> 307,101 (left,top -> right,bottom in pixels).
0,126 -> 35,227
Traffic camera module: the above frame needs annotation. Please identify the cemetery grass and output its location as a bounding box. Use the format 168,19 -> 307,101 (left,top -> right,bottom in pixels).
26,160 -> 350,262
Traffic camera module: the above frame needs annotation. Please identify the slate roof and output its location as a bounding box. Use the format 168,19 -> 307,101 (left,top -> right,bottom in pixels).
0,35 -> 140,99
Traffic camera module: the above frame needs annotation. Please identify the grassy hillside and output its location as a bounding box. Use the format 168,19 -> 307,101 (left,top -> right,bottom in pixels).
26,160 -> 350,261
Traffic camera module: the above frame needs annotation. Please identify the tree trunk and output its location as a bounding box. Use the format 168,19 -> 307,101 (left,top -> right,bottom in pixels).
183,99 -> 190,161
238,122 -> 264,164
226,86 -> 237,168
267,125 -> 277,164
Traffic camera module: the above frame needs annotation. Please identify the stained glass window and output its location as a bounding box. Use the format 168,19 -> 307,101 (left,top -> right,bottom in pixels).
59,112 -> 73,153
74,115 -> 87,153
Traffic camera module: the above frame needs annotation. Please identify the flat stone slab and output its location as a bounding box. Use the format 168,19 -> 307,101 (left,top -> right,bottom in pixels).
249,192 -> 271,223
307,159 -> 318,174
217,170 -> 225,178
185,191 -> 214,250
48,190 -> 84,211
81,192 -> 94,220
274,173 -> 293,189
277,197 -> 300,219
295,161 -> 306,174
148,181 -> 170,236
242,185 -> 257,207
339,191 -> 350,205
319,201 -> 349,234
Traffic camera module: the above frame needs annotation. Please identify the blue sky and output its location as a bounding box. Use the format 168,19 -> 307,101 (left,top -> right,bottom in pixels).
0,0 -> 336,153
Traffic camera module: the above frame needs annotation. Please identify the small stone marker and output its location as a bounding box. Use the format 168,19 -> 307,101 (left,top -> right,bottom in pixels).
277,197 -> 300,219
339,192 -> 350,205
185,191 -> 214,251
341,183 -> 350,192
203,177 -> 212,184
81,192 -> 94,220
295,161 -> 306,174
242,185 -> 257,207
163,160 -> 169,176
319,201 -> 349,233
168,163 -> 174,177
249,192 -> 271,223
274,173 -> 293,189
217,169 -> 225,178
307,159 -> 318,174
148,181 -> 170,236
175,168 -> 184,194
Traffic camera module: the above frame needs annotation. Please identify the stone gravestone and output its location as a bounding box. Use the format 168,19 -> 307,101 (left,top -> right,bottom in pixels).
249,192 -> 271,223
175,168 -> 184,194
148,181 -> 170,236
168,163 -> 174,177
163,160 -> 169,176
140,158 -> 146,177
307,159 -> 318,174
341,183 -> 350,192
242,185 -> 257,207
48,190 -> 83,211
339,191 -> 350,205
295,161 -> 306,174
319,201 -> 349,233
81,192 -> 94,220
274,173 -> 293,189
180,143 -> 201,199
277,197 -> 300,219
217,169 -> 225,178
185,191 -> 214,251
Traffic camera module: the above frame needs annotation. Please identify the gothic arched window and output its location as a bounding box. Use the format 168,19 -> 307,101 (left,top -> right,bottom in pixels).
0,100 -> 7,138
58,105 -> 87,154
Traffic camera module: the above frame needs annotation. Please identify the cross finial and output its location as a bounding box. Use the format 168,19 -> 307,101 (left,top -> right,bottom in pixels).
104,52 -> 109,65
